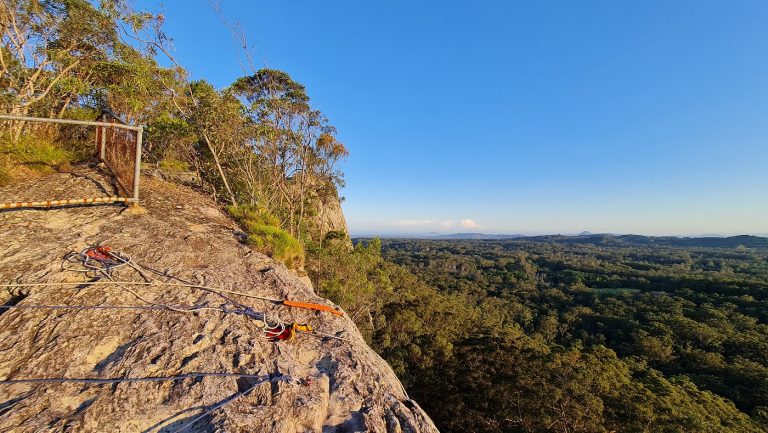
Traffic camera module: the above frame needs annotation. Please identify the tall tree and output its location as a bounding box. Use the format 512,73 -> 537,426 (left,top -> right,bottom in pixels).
231,68 -> 347,238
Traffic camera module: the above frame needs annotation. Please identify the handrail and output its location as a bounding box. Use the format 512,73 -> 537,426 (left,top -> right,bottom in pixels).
0,114 -> 142,131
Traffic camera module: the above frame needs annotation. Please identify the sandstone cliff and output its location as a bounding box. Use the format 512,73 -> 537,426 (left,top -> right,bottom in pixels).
0,168 -> 438,433
318,193 -> 349,238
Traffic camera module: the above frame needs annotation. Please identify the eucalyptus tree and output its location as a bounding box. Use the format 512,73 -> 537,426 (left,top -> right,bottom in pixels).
185,80 -> 247,204
0,0 -> 179,138
231,68 -> 347,239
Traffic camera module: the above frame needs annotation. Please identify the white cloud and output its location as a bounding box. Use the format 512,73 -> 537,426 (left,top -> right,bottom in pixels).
441,220 -> 454,228
392,219 -> 435,226
461,219 -> 481,229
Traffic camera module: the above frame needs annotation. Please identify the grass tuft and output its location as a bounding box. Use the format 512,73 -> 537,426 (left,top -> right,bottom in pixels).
158,158 -> 190,172
227,205 -> 305,270
0,134 -> 74,185
1,135 -> 72,168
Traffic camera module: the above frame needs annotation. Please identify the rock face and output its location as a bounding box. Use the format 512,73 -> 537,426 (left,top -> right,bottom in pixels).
0,167 -> 438,433
319,193 -> 349,236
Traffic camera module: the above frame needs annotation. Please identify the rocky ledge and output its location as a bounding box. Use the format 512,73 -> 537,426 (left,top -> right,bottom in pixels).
0,167 -> 438,433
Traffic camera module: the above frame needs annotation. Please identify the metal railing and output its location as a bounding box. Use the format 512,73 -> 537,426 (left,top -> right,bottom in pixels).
94,111 -> 143,201
0,113 -> 143,207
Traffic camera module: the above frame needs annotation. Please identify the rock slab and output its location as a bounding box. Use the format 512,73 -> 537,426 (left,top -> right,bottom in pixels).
0,168 -> 439,433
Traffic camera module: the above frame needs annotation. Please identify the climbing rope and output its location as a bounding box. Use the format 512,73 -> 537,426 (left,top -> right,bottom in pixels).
114,254 -> 343,316
27,243 -> 344,318
0,372 -> 275,385
0,304 -> 223,314
57,245 -> 352,340
165,374 -> 314,433
0,245 -> 352,430
61,246 -> 130,278
4,245 -> 349,341
0,372 -> 304,433
1,280 -> 344,316
59,246 -> 293,338
0,303 -> 347,341
170,385 -> 257,433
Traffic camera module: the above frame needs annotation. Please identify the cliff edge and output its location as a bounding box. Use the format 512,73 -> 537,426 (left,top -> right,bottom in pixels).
0,167 -> 438,433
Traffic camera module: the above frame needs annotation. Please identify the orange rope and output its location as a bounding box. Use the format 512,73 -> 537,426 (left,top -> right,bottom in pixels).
282,300 -> 344,316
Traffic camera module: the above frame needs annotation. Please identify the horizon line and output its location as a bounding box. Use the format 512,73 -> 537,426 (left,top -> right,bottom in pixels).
349,231 -> 768,239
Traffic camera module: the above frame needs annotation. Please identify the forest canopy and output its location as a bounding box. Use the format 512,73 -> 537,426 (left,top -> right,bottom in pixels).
344,237 -> 768,433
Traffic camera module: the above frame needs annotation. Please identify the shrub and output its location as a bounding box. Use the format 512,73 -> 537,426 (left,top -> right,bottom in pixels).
158,158 -> 190,172
0,134 -> 73,184
1,134 -> 72,169
323,229 -> 349,245
227,205 -> 305,270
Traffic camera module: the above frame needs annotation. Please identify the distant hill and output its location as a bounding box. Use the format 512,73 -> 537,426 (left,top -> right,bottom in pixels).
523,234 -> 768,248
363,233 -> 768,248
359,232 -> 768,248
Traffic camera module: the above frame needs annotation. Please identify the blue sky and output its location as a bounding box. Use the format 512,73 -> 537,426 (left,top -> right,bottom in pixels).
138,1 -> 768,236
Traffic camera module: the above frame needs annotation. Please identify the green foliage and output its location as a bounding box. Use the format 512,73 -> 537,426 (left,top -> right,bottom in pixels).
3,1 -> 347,257
158,158 -> 190,172
323,230 -> 348,245
231,68 -> 310,113
1,0 -> 173,122
0,134 -> 72,172
145,113 -> 196,164
55,107 -> 102,161
187,80 -> 252,203
0,133 -> 75,186
228,68 -> 348,238
0,0 -> 191,188
227,205 -> 305,270
307,239 -> 378,332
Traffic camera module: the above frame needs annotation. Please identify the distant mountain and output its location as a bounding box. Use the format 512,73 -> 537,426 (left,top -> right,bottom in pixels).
523,234 -> 768,248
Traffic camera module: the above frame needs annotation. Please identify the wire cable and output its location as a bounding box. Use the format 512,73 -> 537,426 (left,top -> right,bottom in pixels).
0,372 -> 268,385
169,382 -> 260,433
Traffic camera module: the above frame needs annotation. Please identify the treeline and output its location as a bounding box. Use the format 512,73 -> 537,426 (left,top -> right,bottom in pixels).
1,0 -> 345,264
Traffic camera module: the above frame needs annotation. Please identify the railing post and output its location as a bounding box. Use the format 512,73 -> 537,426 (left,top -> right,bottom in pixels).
100,126 -> 106,160
132,125 -> 143,205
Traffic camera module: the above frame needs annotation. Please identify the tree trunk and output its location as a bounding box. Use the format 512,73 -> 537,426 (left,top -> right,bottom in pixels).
201,131 -> 237,205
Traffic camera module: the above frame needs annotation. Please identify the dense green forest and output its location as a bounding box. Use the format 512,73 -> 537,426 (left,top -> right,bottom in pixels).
343,237 -> 767,432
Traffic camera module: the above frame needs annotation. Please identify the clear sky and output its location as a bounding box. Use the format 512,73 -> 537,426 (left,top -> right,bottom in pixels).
137,0 -> 768,236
